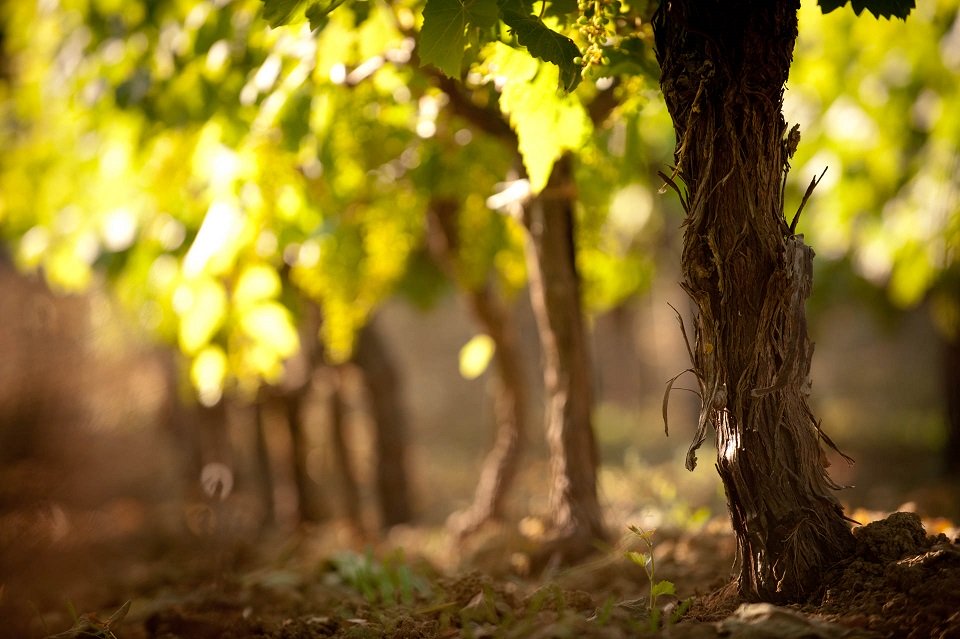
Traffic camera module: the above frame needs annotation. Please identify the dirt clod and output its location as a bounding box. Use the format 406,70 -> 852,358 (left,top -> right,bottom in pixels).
811,512 -> 960,639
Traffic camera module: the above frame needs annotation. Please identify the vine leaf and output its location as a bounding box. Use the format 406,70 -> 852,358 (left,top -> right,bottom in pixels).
498,0 -> 582,91
818,0 -> 914,19
488,43 -> 590,192
260,0 -> 353,28
262,0 -> 309,26
420,0 -> 500,78
305,0 -> 353,30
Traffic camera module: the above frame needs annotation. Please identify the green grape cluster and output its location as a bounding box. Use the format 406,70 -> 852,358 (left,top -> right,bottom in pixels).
574,0 -> 621,69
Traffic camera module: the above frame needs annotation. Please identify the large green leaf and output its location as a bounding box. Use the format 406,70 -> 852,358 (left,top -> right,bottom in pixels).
420,0 -> 500,78
420,0 -> 500,77
487,43 -> 590,192
498,0 -> 582,91
818,0 -> 914,19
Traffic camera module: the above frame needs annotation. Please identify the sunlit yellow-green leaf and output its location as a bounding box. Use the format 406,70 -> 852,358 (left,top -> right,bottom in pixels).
486,43 -> 591,193
889,242 -> 934,307
321,297 -> 364,363
177,277 -> 228,355
234,264 -> 283,307
238,301 -> 301,360
44,243 -> 96,293
191,345 -> 228,407
459,333 -> 496,379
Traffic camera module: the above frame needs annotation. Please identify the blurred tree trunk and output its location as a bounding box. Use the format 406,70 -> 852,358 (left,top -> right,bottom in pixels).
944,329 -> 960,477
653,0 -> 854,601
522,154 -> 606,561
252,399 -> 276,528
427,199 -> 529,538
353,320 -> 414,528
327,367 -> 364,533
186,395 -> 231,475
277,297 -> 329,524
283,390 -> 327,523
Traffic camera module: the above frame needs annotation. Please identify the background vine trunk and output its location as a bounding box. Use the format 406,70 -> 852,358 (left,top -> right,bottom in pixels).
522,155 -> 605,560
944,328 -> 960,477
653,0 -> 855,601
353,319 -> 414,528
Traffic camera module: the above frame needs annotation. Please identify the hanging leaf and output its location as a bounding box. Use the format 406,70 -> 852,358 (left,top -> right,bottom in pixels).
420,0 -> 500,78
261,0 -> 353,28
818,0 -> 914,20
305,0 -> 353,30
261,0 -> 309,26
488,43 -> 590,192
498,0 -> 582,91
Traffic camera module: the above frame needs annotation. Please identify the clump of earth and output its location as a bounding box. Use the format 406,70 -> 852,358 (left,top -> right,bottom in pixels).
809,511 -> 960,638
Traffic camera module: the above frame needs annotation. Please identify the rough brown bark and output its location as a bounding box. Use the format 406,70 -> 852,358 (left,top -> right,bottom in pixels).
522,155 -> 606,559
427,200 -> 529,538
653,0 -> 854,601
353,320 -> 414,528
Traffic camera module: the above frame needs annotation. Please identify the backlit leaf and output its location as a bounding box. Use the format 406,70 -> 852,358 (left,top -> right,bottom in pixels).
191,345 -> 228,407
459,333 -> 496,379
261,0 -> 353,28
239,302 -> 301,359
498,0 -> 582,91
420,0 -> 500,78
177,277 -> 227,355
488,43 -> 590,192
818,0 -> 914,20
234,264 -> 282,307
305,0 -> 353,30
261,0 -> 309,26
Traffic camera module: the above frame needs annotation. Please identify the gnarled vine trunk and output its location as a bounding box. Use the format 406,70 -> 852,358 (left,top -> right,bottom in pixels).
653,0 -> 854,601
522,155 -> 606,560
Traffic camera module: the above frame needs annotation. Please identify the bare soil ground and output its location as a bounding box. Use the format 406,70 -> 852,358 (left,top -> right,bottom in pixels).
2,486 -> 958,639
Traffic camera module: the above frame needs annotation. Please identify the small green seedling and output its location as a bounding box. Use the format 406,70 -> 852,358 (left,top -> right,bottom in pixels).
625,526 -> 691,629
626,525 -> 673,611
329,549 -> 430,605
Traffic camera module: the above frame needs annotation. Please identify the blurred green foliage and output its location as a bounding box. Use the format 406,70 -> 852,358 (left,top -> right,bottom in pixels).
788,1 -> 959,336
0,0 -> 666,404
